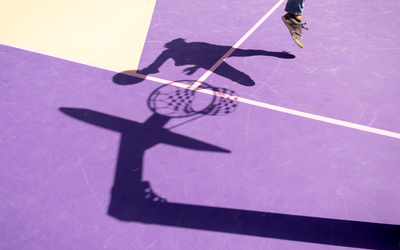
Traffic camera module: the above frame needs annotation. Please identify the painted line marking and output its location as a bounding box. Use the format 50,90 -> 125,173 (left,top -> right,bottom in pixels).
2,42 -> 400,140
191,0 -> 286,89
117,71 -> 400,140
236,96 -> 400,139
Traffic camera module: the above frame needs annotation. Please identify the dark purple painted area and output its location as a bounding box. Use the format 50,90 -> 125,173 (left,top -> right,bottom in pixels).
1,0 -> 400,249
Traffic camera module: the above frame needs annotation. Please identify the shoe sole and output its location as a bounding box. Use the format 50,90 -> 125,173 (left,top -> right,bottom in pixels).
282,16 -> 303,49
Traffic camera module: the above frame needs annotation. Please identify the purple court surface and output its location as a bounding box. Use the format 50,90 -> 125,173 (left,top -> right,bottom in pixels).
1,0 -> 400,249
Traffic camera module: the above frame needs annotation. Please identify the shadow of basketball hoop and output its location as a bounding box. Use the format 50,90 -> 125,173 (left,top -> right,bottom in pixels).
59,81 -> 399,250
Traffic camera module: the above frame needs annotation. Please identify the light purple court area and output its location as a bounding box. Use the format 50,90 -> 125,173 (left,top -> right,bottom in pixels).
1,0 -> 400,249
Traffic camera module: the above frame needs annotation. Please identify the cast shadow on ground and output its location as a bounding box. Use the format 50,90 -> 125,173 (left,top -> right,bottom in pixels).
59,104 -> 399,250
61,64 -> 400,249
113,38 -> 295,87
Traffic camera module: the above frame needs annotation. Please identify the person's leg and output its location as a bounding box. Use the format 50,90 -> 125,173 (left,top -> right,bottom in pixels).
282,0 -> 307,48
285,0 -> 305,17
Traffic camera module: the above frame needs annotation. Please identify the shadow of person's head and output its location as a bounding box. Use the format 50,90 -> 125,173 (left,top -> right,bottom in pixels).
165,38 -> 187,49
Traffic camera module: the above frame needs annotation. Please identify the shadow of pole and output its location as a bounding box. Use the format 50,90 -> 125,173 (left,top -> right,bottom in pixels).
109,197 -> 400,250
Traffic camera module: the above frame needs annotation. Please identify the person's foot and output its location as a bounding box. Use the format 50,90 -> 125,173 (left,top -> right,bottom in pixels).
282,13 -> 308,48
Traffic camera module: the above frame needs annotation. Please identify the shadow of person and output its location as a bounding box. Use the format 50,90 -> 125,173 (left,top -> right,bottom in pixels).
113,38 -> 295,86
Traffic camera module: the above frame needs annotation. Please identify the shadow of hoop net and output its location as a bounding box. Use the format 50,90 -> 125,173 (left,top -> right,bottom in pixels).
148,80 -> 239,118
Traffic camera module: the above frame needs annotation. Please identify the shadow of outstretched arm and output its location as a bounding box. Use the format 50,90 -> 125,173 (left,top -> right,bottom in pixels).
230,49 -> 295,59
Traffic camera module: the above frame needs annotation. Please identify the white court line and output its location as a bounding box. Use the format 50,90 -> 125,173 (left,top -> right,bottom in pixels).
2,41 -> 400,140
191,0 -> 286,89
236,96 -> 400,139
118,71 -> 400,140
